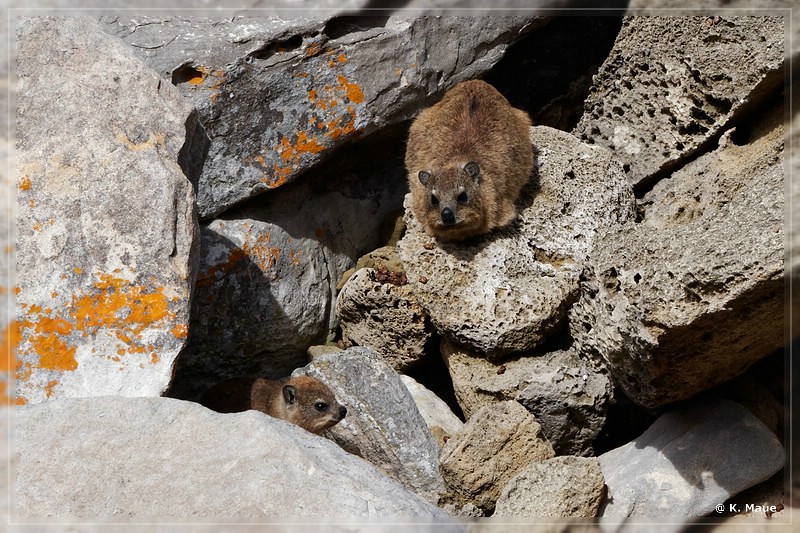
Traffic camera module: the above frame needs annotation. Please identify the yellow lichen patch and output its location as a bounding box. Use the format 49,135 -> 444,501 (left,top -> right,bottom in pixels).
187,66 -> 208,85
19,175 -> 31,191
243,231 -> 282,274
151,352 -> 159,365
294,131 -> 325,156
338,53 -> 347,64
171,324 -> 188,340
28,316 -> 77,372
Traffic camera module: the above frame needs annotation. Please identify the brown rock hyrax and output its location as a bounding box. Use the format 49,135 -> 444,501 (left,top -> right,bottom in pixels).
199,375 -> 347,435
406,79 -> 533,241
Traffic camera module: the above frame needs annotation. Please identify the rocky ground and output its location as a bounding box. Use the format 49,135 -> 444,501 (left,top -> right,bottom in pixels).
1,2 -> 796,530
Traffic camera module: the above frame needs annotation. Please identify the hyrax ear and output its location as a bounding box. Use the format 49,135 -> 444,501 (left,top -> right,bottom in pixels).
418,170 -> 431,186
464,161 -> 480,181
282,384 -> 297,404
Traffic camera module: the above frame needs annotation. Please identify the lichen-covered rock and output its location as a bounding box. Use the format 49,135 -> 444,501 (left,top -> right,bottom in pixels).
573,16 -> 784,187
15,17 -> 197,404
292,347 -> 446,504
441,339 -> 610,456
337,268 -> 432,371
494,456 -> 605,518
167,141 -> 408,400
397,126 -> 635,359
439,400 -> 555,512
0,136 -> 12,406
570,98 -> 784,408
14,396 -> 450,519
103,15 -> 544,219
400,374 -> 464,445
599,397 -> 785,518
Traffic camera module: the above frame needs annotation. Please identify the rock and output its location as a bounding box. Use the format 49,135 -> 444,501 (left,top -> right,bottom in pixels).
0,137 -> 11,406
397,126 -> 635,359
439,400 -> 555,512
337,244 -> 406,291
573,16 -> 784,187
166,133 -> 409,400
570,97 -> 784,408
15,17 -> 197,404
441,339 -> 611,456
400,374 -> 464,444
292,347 -> 446,503
494,456 -> 605,518
307,344 -> 342,361
337,268 -> 432,371
599,397 -> 785,518
14,396 -> 451,519
104,15 -> 545,219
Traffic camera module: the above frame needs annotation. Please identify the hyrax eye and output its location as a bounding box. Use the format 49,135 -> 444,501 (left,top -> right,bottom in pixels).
314,402 -> 328,412
430,194 -> 440,206
457,192 -> 468,203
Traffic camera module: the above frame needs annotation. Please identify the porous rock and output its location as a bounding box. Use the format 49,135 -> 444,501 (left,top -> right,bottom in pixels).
292,347 -> 446,504
14,396 -> 450,519
397,126 -> 635,359
103,15 -> 544,219
599,397 -> 785,518
337,267 -> 432,371
15,17 -> 197,403
441,339 -> 610,456
439,400 -> 555,512
400,374 -> 464,443
570,98 -> 784,408
494,456 -> 605,518
574,16 -> 784,187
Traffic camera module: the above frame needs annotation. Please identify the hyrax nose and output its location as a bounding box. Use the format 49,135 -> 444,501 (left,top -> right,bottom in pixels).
440,207 -> 455,224
339,406 -> 347,419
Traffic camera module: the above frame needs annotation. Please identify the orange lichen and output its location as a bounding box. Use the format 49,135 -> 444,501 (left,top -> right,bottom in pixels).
29,316 -> 77,372
19,175 -> 31,191
337,75 -> 364,104
171,324 -> 188,339
196,247 -> 246,288
74,267 -> 82,275
338,53 -> 347,63
243,231 -> 282,273
44,379 -> 58,398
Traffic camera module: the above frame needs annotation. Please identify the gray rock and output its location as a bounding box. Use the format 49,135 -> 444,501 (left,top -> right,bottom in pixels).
574,16 -> 784,187
570,98 -> 785,408
400,374 -> 465,442
599,397 -> 785,518
293,347 -> 446,504
439,400 -> 555,512
0,136 -> 11,406
14,396 -> 451,520
15,17 -> 197,403
104,15 -> 544,219
494,456 -> 605,518
397,126 -> 635,360
441,338 -> 611,457
337,268 -> 433,371
168,139 -> 408,399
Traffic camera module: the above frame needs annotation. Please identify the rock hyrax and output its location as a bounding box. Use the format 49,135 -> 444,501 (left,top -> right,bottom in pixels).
406,79 -> 533,241
199,375 -> 347,435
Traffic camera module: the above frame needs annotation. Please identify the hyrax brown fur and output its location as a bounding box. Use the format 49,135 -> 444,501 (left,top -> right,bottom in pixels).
406,79 -> 533,241
199,375 -> 347,435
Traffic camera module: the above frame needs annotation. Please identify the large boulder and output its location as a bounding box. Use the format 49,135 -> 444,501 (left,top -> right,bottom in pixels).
14,396 -> 451,520
397,126 -> 636,360
15,17 -> 197,404
103,15 -> 545,219
292,347 -> 446,504
573,16 -> 784,188
599,397 -> 785,518
570,98 -> 785,408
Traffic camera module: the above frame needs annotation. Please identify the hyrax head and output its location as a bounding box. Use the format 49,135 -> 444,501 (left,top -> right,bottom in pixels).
416,161 -> 485,240
282,375 -> 347,435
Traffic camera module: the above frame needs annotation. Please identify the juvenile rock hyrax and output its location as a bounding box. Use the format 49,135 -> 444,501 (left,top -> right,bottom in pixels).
406,79 -> 533,241
199,375 -> 347,435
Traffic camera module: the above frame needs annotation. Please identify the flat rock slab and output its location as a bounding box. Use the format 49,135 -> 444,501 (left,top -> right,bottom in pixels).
14,396 -> 450,520
104,15 -> 543,219
15,17 -> 197,403
574,16 -> 784,187
599,397 -> 785,518
494,456 -> 605,518
293,347 -> 446,504
398,126 -> 635,360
